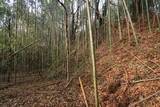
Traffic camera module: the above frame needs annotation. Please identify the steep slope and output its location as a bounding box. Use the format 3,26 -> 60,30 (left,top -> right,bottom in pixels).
94,29 -> 160,106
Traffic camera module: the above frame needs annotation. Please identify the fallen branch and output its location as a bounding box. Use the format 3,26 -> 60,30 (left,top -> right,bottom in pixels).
123,47 -> 157,73
131,78 -> 160,84
8,39 -> 41,59
129,90 -> 160,107
65,78 -> 73,88
79,77 -> 89,107
122,78 -> 160,85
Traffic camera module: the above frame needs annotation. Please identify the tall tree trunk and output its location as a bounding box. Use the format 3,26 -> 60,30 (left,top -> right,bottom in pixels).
117,0 -> 122,40
108,0 -> 112,49
57,0 -> 70,81
122,0 -> 138,45
145,0 -> 152,33
7,18 -> 12,82
86,0 -> 99,106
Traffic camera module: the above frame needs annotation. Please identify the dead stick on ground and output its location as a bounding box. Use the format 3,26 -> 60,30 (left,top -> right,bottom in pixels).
122,78 -> 160,85
132,78 -> 160,84
123,47 -> 157,73
65,78 -> 73,88
129,90 -> 160,107
79,77 -> 89,107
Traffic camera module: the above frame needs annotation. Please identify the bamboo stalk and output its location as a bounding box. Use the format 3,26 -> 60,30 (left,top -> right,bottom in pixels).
108,0 -> 112,49
141,0 -> 145,28
116,0 -> 122,40
79,77 -> 89,107
145,0 -> 152,33
154,0 -> 160,28
122,0 -> 138,45
122,4 -> 130,42
86,0 -> 99,106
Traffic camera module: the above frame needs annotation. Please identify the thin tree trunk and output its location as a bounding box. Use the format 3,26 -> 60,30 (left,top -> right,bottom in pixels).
57,0 -> 70,81
122,0 -> 138,45
108,0 -> 112,49
86,0 -> 99,106
116,0 -> 122,40
145,0 -> 152,33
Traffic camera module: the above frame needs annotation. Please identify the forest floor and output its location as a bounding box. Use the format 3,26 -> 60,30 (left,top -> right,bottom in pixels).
0,28 -> 160,107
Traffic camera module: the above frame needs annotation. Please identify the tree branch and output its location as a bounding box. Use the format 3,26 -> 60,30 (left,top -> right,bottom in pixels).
129,90 -> 160,107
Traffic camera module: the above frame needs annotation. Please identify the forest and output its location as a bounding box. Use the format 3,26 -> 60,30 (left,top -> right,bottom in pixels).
0,0 -> 160,106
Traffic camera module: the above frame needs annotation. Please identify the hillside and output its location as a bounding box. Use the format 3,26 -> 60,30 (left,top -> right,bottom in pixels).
0,28 -> 160,107
1,0 -> 160,107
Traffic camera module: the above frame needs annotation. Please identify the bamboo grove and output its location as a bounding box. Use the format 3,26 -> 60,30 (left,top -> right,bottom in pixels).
0,0 -> 160,106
